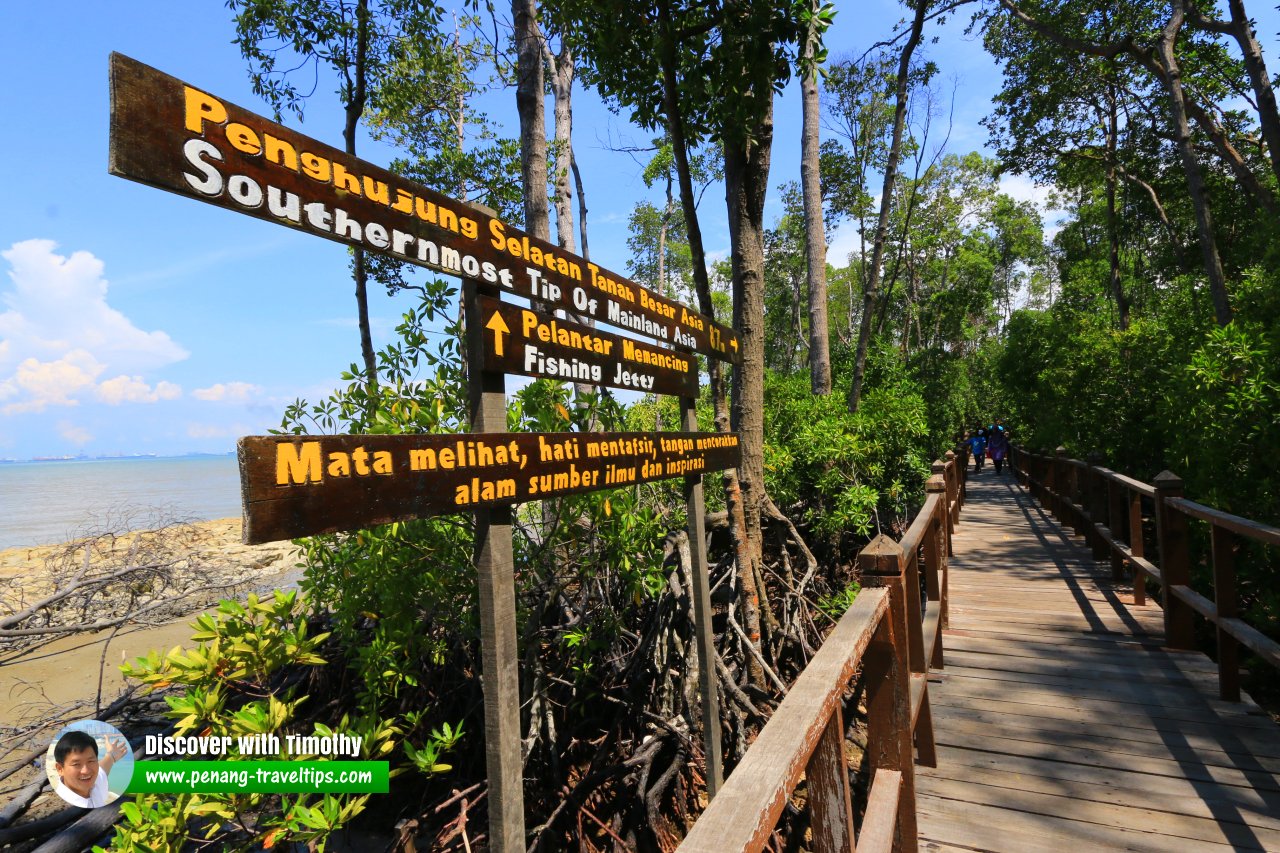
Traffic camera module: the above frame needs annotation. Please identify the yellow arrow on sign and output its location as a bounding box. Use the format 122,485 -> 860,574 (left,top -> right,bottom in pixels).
486,310 -> 511,357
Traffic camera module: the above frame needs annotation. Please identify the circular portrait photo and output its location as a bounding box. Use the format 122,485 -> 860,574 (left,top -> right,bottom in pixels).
44,720 -> 134,808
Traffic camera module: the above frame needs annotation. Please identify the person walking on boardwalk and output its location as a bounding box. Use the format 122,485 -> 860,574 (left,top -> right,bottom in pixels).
987,419 -> 1009,474
969,427 -> 988,473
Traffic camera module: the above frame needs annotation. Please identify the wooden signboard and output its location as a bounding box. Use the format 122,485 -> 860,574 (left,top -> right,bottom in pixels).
476,295 -> 697,397
113,53 -> 734,849
239,432 -> 741,544
108,52 -> 740,364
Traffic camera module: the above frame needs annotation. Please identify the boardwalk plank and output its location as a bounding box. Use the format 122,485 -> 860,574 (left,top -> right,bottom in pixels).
920,775 -> 1280,848
922,758 -> 1280,831
916,473 -> 1280,852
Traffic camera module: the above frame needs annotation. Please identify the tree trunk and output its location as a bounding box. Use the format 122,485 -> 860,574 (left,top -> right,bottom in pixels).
724,102 -> 773,625
800,12 -> 832,396
1156,4 -> 1233,327
514,0 -> 550,243
542,34 -> 598,406
347,0 -> 378,394
1105,81 -> 1129,329
657,4 -> 763,687
1191,0 -> 1280,190
848,0 -> 927,413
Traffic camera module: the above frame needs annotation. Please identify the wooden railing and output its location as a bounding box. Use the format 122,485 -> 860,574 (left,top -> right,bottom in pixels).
1010,445 -> 1280,701
678,455 -> 966,853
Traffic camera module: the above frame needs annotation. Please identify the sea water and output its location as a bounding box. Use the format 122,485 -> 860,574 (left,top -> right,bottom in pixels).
0,456 -> 241,550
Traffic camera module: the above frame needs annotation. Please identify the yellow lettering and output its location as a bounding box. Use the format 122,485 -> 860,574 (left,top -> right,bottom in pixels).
263,134 -> 298,171
461,218 -> 478,240
184,87 -> 227,134
225,122 -> 261,156
373,450 -> 393,474
301,152 -> 331,183
327,452 -> 350,477
489,218 -> 507,250
362,177 -> 390,205
276,442 -> 322,485
438,205 -> 459,233
331,162 -> 361,195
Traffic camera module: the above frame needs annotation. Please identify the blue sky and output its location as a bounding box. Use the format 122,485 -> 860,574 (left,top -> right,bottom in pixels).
0,1 -> 1027,459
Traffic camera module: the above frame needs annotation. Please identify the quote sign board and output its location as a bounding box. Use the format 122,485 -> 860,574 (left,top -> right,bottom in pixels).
239,432 -> 741,543
477,296 -> 697,397
108,52 -> 740,364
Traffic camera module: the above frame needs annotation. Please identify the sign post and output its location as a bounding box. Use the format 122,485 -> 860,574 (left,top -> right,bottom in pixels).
111,52 -> 739,848
464,280 -> 525,851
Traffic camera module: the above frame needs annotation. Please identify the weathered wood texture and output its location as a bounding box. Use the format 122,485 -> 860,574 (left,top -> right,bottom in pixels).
238,431 -> 740,543
477,295 -> 697,397
108,53 -> 740,363
918,470 -> 1280,852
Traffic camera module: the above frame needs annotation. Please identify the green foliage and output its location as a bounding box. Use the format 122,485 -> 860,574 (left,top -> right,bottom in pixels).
226,0 -> 445,124
113,591 -> 417,852
816,580 -> 860,620
764,365 -> 930,539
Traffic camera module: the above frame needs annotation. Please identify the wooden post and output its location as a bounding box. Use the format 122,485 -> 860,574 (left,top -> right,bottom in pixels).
1107,477 -> 1126,581
806,701 -> 856,853
932,460 -> 954,557
682,396 -> 723,797
1211,524 -> 1240,701
464,282 -> 525,852
860,536 -> 919,852
1153,471 -> 1194,651
1129,489 -> 1147,606
1054,447 -> 1069,521
1085,453 -> 1108,560
925,474 -> 948,637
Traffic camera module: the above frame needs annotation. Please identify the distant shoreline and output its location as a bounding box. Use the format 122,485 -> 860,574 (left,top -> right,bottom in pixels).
0,451 -> 237,465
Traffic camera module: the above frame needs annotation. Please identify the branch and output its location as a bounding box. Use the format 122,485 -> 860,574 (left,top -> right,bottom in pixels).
996,0 -> 1136,60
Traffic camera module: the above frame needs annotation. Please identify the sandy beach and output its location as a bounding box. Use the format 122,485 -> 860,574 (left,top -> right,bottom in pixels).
0,518 -> 304,728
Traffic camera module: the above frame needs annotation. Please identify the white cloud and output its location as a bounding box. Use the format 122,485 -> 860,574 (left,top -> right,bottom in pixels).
193,382 -> 262,403
96,375 -> 183,405
826,222 -> 864,267
0,241 -> 189,414
1,351 -> 104,414
58,421 -> 93,446
0,239 -> 188,374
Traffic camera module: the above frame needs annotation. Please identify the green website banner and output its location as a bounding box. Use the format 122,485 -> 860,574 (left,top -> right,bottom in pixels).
129,760 -> 389,794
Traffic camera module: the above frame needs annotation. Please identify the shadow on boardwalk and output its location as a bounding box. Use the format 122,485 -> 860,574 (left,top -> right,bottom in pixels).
917,470 -> 1280,852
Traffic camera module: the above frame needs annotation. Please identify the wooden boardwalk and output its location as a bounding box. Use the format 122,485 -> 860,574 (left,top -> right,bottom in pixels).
917,470 -> 1280,852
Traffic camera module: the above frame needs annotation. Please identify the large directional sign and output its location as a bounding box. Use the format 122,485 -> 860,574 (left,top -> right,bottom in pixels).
478,296 -> 698,397
108,53 -> 740,364
239,432 -> 741,543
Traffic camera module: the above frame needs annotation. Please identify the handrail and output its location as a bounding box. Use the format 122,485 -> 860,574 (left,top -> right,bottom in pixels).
678,454 -> 963,852
1165,496 -> 1280,547
677,588 -> 891,852
1009,444 -> 1280,702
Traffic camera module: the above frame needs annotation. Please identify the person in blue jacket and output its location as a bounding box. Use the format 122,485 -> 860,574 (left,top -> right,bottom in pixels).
969,427 -> 988,473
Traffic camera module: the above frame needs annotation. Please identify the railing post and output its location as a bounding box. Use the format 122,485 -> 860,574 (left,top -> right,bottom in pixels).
945,449 -> 964,514
806,700 -> 857,853
1129,488 -> 1146,605
1085,452 -> 1108,561
1211,524 -> 1240,701
1154,471 -> 1194,650
1107,476 -> 1126,581
925,474 -> 949,637
932,459 -> 955,557
860,536 -> 919,852
1065,450 -> 1085,537
1043,449 -> 1058,517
